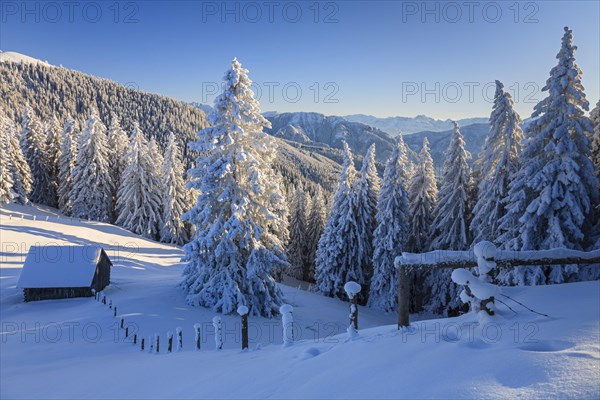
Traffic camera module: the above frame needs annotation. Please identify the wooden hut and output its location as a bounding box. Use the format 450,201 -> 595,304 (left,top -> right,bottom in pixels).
17,245 -> 112,302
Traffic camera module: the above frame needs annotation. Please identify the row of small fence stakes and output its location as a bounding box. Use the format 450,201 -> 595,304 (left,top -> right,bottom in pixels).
94,285 -> 362,353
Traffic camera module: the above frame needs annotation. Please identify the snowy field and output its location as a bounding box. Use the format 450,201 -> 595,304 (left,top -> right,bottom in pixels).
1,203 -> 599,399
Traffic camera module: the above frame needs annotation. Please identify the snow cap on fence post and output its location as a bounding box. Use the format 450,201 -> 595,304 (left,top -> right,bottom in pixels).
452,242 -> 500,319
238,306 -> 249,351
280,304 -> 294,347
176,327 -> 183,352
212,316 -> 223,350
344,281 -> 361,339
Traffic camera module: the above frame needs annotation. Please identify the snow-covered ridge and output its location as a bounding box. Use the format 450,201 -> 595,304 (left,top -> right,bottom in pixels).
0,51 -> 52,66
343,113 -> 489,135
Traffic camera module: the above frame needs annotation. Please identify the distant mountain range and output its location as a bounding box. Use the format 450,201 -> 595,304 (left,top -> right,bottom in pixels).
343,114 -> 489,135
264,112 -> 396,163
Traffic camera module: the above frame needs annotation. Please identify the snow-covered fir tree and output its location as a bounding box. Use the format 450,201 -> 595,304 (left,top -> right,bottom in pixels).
148,137 -> 165,178
408,137 -> 438,252
106,114 -> 129,221
20,105 -> 53,205
70,109 -> 112,222
426,122 -> 471,315
590,100 -> 600,250
516,27 -> 597,252
286,188 -> 309,280
368,137 -> 410,312
351,144 -> 381,296
116,124 -> 163,240
315,142 -> 365,300
499,28 -> 598,285
590,100 -> 600,178
430,121 -> 471,250
180,58 -> 289,318
470,80 -> 524,244
305,187 -> 326,282
160,132 -> 190,245
0,129 -> 15,204
3,117 -> 32,204
44,115 -> 62,207
57,116 -> 78,215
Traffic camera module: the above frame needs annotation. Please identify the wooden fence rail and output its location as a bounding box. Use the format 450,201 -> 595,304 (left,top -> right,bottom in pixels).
395,248 -> 600,328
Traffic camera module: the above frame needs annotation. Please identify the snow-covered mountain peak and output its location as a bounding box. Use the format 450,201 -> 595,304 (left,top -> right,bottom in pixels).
0,51 -> 52,66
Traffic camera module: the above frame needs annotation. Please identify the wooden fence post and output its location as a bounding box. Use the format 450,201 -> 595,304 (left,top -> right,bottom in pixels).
141,338 -> 144,351
134,334 -> 137,344
120,318 -> 124,329
344,282 -> 361,339
114,306 -> 117,317
167,332 -> 173,353
212,317 -> 223,350
237,306 -> 249,350
125,326 -> 129,338
194,323 -> 201,351
397,259 -> 410,329
156,334 -> 160,353
279,304 -> 294,347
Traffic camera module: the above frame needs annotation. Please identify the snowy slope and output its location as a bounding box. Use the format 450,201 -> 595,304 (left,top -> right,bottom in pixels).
0,51 -> 51,66
1,204 -> 599,399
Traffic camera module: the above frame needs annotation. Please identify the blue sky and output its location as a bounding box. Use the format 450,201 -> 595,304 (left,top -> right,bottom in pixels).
1,1 -> 598,119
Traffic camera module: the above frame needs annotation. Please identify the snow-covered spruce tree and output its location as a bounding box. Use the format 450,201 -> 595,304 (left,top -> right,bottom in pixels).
44,115 -> 62,208
20,105 -> 53,205
430,121 -> 471,250
148,137 -> 165,235
368,137 -> 410,312
180,58 -> 289,318
501,28 -> 598,285
315,142 -> 364,300
470,80 -> 524,244
426,121 -> 471,315
287,188 -> 308,280
518,27 -> 597,252
590,100 -> 600,250
57,116 -> 78,215
160,132 -> 190,245
116,124 -> 163,240
305,186 -> 326,282
70,110 -> 112,222
590,100 -> 600,178
106,114 -> 129,222
352,144 -> 381,295
4,118 -> 32,204
408,137 -> 437,252
0,129 -> 15,204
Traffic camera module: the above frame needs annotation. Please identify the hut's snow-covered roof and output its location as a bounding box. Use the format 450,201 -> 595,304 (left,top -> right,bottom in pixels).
17,246 -> 105,289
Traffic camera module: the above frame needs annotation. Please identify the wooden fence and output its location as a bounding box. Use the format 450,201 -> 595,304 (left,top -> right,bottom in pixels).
395,247 -> 600,328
